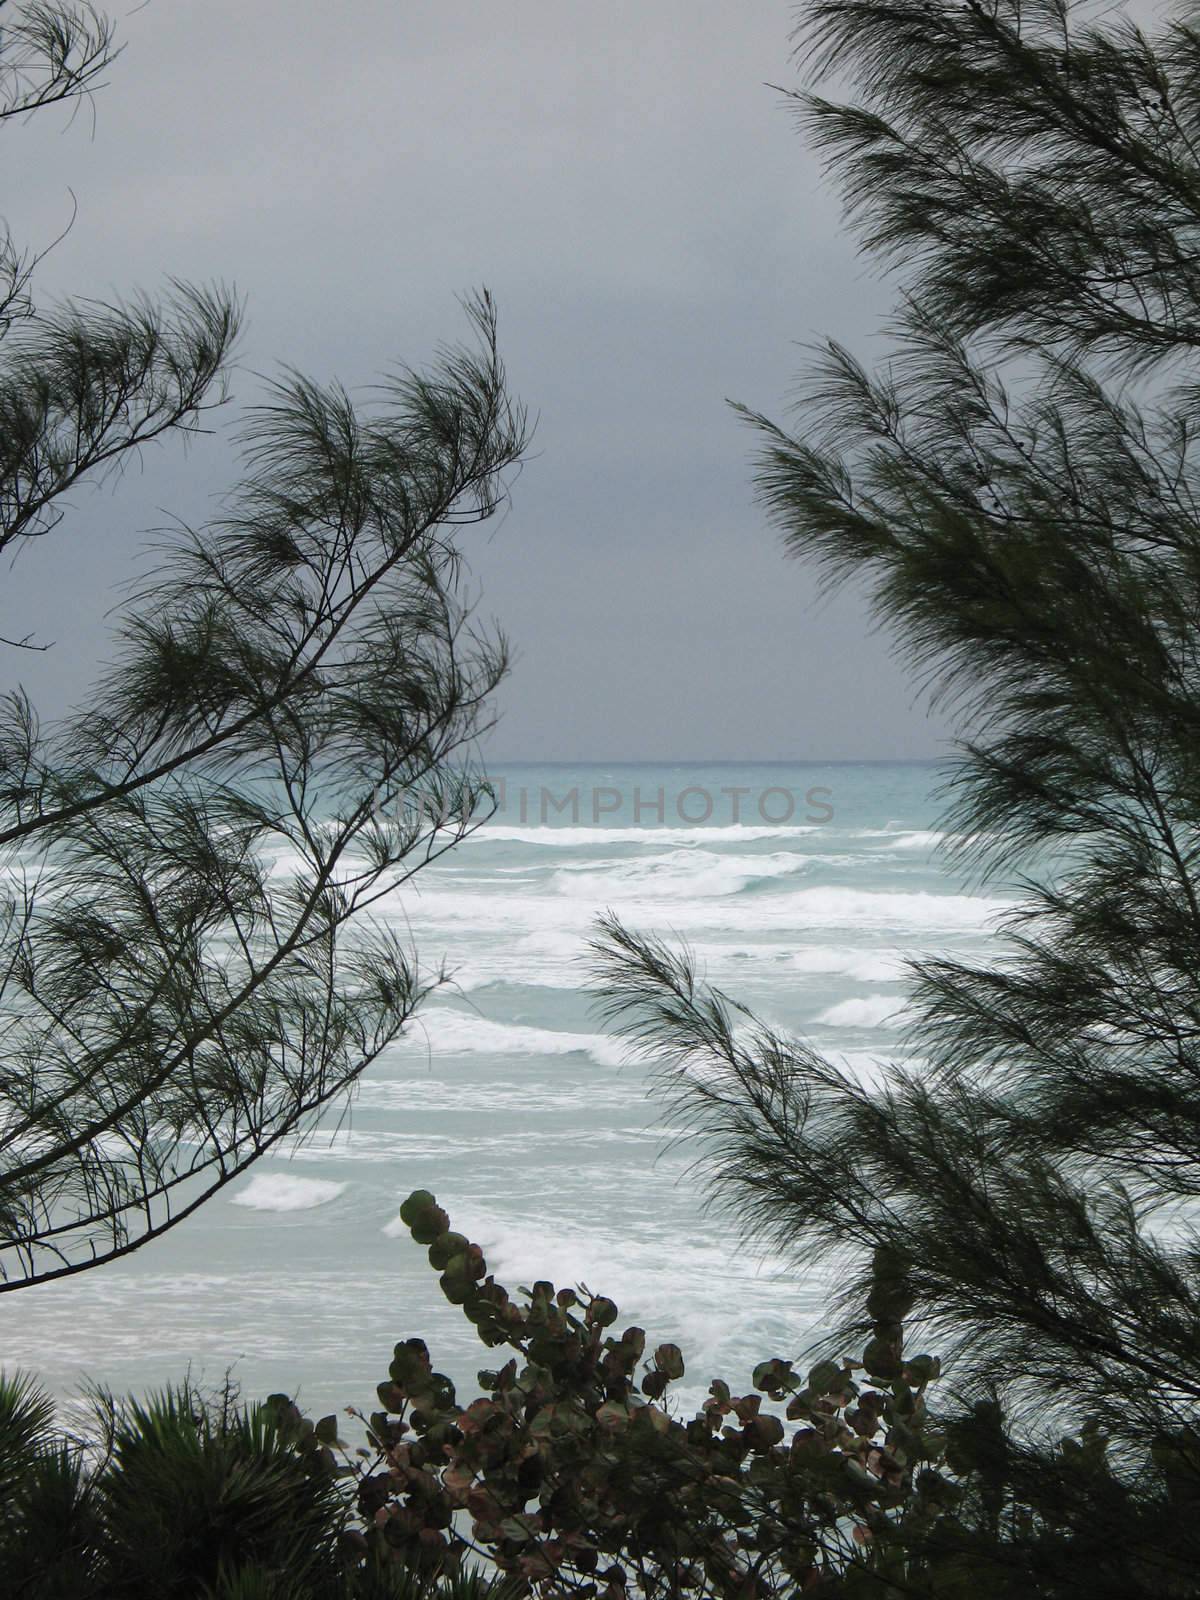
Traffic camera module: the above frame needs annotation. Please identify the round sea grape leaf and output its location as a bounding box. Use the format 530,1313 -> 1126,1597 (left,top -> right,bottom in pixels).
806,1360 -> 844,1395
556,1405 -> 591,1437
753,1357 -> 793,1394
428,1231 -> 470,1270
588,1296 -> 619,1328
654,1343 -> 685,1380
499,1516 -> 535,1547
399,1190 -> 436,1224
399,1190 -> 441,1230
464,1297 -> 498,1329
427,1372 -> 458,1409
596,1399 -> 632,1430
443,1464 -> 474,1506
902,1353 -> 939,1386
399,1190 -> 451,1244
528,1405 -> 559,1439
412,1207 -> 450,1245
424,1419 -> 461,1453
872,1244 -> 909,1281
390,1343 -> 431,1386
619,1326 -> 646,1358
419,1527 -> 448,1556
527,1335 -> 564,1369
314,1414 -> 341,1447
867,1281 -> 916,1322
863,1338 -> 901,1380
747,1414 -> 785,1450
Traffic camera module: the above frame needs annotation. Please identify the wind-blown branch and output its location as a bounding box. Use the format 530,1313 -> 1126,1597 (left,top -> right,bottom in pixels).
0,290 -> 529,1286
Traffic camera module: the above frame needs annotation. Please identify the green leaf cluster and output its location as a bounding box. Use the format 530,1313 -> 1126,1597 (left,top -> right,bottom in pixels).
330,1194 -> 982,1599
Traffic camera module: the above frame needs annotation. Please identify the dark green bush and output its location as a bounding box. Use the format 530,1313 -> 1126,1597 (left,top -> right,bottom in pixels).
344,1193 -> 966,1597
313,1192 -> 1164,1598
0,1371 -> 516,1600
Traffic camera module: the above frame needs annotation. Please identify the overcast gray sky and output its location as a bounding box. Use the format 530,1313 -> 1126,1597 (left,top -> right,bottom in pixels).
4,0 -> 948,760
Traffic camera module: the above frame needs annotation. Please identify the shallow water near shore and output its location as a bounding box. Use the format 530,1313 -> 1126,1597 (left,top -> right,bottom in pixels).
0,762 -> 1012,1426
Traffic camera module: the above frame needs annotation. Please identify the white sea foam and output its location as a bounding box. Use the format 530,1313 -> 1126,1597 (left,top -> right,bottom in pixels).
451,968 -> 577,993
380,882 -> 1009,937
815,995 -> 912,1029
394,1008 -> 629,1068
472,824 -> 822,847
550,848 -> 809,901
449,928 -> 877,994
277,1129 -> 506,1163
745,885 -> 1006,932
14,765 -> 1014,1430
230,1174 -> 348,1211
790,947 -> 911,982
354,1074 -> 638,1115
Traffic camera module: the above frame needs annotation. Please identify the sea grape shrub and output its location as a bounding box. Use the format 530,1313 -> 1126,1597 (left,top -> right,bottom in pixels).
348,1191 -> 961,1597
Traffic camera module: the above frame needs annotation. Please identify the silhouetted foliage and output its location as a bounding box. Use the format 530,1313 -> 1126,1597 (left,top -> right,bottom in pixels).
0,1369 -> 525,1598
318,1190 -> 1093,1598
0,4 -> 528,1289
592,1 -> 1200,1594
0,2 -> 232,563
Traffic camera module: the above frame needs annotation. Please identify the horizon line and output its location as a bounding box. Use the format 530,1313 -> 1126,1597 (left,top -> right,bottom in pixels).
480,757 -> 946,767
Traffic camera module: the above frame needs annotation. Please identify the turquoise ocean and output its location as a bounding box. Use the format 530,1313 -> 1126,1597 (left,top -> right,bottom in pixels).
0,762 -> 1014,1424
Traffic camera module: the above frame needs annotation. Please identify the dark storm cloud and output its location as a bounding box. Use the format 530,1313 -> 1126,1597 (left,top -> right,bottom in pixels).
3,0 -> 945,758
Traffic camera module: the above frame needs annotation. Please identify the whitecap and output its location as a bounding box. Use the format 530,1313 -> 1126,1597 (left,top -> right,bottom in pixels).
815,995 -> 911,1028
790,947 -> 911,982
470,824 -> 822,847
550,848 -> 809,901
353,1076 -> 636,1115
374,883 -> 1009,938
230,1174 -> 348,1211
395,1008 -> 628,1068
